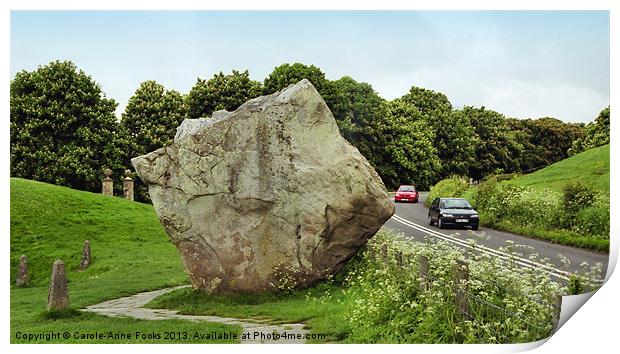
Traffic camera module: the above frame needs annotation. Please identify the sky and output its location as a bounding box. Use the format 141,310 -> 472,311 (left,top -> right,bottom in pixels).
10,11 -> 610,123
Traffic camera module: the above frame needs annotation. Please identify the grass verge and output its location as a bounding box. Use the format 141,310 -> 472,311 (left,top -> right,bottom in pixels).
147,282 -> 351,343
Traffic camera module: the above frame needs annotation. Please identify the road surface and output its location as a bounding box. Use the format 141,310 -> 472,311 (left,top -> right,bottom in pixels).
384,192 -> 608,284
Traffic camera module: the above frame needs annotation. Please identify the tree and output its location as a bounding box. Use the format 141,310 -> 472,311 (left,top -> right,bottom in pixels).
323,77 -> 441,190
396,87 -> 476,179
263,63 -> 329,95
10,60 -> 123,192
186,70 -> 262,119
120,80 -> 187,158
399,86 -> 453,116
506,118 -> 542,173
462,106 -> 523,180
509,117 -> 585,171
324,77 -> 393,181
384,99 -> 442,190
569,106 -> 610,155
119,81 -> 187,202
430,109 -> 477,179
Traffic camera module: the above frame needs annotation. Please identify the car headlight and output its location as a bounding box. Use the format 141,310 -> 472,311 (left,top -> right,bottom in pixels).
471,214 -> 479,218
441,214 -> 454,218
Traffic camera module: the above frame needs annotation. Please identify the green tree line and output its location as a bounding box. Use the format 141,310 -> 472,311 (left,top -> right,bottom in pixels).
10,60 -> 608,201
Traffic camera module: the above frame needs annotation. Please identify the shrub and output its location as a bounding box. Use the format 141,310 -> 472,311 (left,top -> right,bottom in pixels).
573,195 -> 610,237
344,230 -> 563,343
567,276 -> 585,295
492,185 -> 563,229
493,173 -> 518,182
426,176 -> 470,206
562,181 -> 596,216
469,177 -> 497,211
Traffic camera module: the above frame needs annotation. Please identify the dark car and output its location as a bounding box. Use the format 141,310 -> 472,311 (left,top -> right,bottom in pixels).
428,197 -> 479,230
395,185 -> 418,203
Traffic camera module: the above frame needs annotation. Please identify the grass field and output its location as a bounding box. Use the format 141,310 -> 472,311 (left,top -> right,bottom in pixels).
10,178 -> 241,343
506,144 -> 609,193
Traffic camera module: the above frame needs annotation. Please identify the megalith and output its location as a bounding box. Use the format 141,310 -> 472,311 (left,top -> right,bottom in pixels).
133,79 -> 394,293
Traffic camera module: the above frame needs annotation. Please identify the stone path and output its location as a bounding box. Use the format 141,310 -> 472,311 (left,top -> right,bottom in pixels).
82,286 -> 309,344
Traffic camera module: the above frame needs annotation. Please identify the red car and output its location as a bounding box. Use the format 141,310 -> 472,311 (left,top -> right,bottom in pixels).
394,185 -> 418,203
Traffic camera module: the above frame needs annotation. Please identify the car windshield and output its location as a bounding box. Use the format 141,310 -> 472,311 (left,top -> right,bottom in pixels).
398,186 -> 416,192
440,199 -> 471,209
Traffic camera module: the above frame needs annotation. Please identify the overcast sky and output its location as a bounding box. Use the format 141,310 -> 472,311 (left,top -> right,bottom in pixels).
10,11 -> 609,122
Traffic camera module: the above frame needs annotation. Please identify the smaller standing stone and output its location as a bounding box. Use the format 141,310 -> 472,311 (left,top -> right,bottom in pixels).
15,255 -> 29,287
102,168 -> 113,196
123,169 -> 134,201
47,260 -> 69,310
80,240 -> 91,270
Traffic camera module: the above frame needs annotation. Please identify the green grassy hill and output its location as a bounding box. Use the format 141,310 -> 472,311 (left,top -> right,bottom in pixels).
507,144 -> 609,194
10,178 -> 185,287
478,145 -> 610,250
10,178 -> 240,343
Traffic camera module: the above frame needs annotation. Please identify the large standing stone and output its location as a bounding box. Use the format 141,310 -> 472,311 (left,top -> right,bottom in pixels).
16,255 -> 29,287
132,79 -> 394,294
47,260 -> 69,310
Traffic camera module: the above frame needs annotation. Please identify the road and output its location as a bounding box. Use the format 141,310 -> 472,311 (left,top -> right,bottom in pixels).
384,192 -> 608,284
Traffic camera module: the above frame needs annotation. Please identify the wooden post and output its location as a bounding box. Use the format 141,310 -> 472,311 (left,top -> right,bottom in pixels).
123,169 -> 134,201
419,255 -> 430,291
552,295 -> 562,332
381,244 -> 388,262
102,168 -> 113,196
454,259 -> 470,318
80,240 -> 91,270
366,245 -> 374,260
395,251 -> 403,267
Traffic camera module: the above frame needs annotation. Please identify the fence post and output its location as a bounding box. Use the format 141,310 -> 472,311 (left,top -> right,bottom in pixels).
552,295 -> 562,332
381,244 -> 388,262
102,168 -> 113,196
123,169 -> 134,201
418,254 -> 430,291
454,259 -> 470,318
395,251 -> 403,267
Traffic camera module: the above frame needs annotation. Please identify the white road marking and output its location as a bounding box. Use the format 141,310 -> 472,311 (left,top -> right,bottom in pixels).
390,214 -> 603,285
